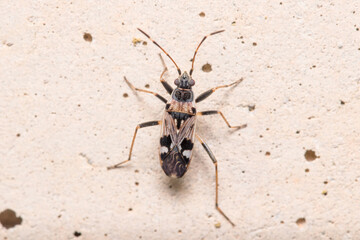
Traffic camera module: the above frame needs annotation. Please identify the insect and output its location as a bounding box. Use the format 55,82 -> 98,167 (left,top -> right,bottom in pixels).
108,28 -> 247,226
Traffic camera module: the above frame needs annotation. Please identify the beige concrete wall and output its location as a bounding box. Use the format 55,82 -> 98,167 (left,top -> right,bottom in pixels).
1,0 -> 360,239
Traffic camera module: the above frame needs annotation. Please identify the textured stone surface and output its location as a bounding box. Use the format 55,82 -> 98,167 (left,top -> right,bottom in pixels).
1,1 -> 360,239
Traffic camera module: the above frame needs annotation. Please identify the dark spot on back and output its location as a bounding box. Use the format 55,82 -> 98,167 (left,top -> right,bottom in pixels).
176,119 -> 182,129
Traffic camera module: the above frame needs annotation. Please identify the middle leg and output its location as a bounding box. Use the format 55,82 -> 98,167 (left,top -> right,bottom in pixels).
107,120 -> 161,170
197,111 -> 247,129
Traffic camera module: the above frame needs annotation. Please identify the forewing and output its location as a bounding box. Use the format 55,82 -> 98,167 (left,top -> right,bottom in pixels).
159,112 -> 196,178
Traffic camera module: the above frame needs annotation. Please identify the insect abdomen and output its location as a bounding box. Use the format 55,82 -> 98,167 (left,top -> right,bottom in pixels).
160,137 -> 194,178
161,151 -> 187,178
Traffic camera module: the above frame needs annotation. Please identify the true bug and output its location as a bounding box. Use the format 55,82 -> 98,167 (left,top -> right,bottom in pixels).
108,28 -> 247,226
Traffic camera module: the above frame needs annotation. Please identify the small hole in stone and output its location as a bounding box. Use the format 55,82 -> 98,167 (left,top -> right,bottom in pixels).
323,180 -> 328,184
296,130 -> 300,134
296,218 -> 306,227
128,208 -> 133,211
340,100 -> 345,105
304,150 -> 318,161
202,63 -> 212,72
252,42 -> 257,46
322,190 -> 328,196
305,168 -> 309,173
145,84 -> 150,88
199,12 -> 205,17
142,41 -> 147,45
178,229 -> 182,233
16,133 -> 20,137
74,231 -> 81,237
280,220 -> 284,224
265,152 -> 271,156
135,169 -> 139,173
0,209 -> 22,229
135,182 -> 139,186
83,33 -> 92,42
123,93 -> 128,98
248,105 -> 256,111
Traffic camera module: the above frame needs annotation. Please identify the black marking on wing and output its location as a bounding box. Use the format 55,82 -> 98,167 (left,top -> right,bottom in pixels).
160,112 -> 196,178
180,138 -> 193,165
160,135 -> 172,160
160,135 -> 171,147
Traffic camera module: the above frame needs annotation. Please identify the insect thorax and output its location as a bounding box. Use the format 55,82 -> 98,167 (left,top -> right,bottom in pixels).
166,98 -> 196,129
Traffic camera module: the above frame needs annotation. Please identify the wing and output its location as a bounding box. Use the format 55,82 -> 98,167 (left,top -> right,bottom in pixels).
159,112 -> 196,178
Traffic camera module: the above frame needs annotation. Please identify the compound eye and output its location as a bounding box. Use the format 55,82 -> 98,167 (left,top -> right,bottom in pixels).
183,92 -> 191,100
175,91 -> 181,100
174,79 -> 180,86
189,79 -> 195,86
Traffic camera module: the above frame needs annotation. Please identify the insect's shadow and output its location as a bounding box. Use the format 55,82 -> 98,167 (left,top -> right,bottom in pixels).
166,177 -> 186,192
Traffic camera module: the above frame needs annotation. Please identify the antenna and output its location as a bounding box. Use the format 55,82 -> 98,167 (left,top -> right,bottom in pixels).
189,30 -> 225,76
137,28 -> 181,75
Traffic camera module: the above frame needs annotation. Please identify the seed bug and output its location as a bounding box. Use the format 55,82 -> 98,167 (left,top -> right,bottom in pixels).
108,28 -> 247,226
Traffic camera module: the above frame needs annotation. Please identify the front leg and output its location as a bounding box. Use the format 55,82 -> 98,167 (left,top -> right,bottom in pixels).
195,78 -> 243,103
158,54 -> 173,95
124,76 -> 168,104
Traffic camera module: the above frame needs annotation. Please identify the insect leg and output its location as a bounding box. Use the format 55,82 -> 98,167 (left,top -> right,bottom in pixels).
158,53 -> 173,95
124,76 -> 167,104
195,134 -> 235,227
107,120 -> 161,170
195,78 -> 243,103
197,111 -> 247,129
